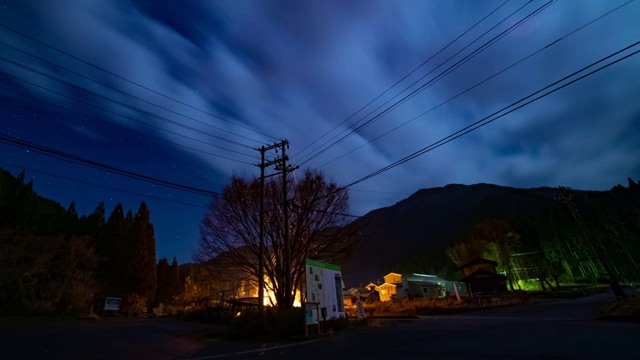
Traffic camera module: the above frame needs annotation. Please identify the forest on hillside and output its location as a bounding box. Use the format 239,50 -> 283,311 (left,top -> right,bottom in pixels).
442,179 -> 640,289
0,168 -> 206,315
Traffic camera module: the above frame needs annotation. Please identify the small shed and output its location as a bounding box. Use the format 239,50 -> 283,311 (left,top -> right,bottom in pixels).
459,258 -> 507,296
460,269 -> 508,295
460,258 -> 499,277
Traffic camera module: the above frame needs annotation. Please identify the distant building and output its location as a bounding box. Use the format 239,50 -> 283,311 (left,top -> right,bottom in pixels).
377,282 -> 398,302
343,285 -> 379,306
459,258 -> 508,296
376,272 -> 467,301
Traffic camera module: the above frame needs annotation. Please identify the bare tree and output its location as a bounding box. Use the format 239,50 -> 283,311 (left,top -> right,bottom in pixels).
196,170 -> 356,309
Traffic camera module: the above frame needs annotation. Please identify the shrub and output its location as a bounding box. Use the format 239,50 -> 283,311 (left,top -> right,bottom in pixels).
122,294 -> 148,316
324,315 -> 349,333
181,306 -> 233,324
230,308 -> 305,340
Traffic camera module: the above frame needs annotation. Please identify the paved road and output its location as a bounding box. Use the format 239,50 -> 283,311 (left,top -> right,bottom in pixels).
189,292 -> 640,360
2,293 -> 637,359
0,317 -> 225,359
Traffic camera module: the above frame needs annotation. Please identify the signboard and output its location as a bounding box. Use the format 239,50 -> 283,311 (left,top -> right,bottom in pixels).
103,297 -> 122,311
305,258 -> 344,323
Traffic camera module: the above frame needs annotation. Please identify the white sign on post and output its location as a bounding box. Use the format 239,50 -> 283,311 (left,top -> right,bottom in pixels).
103,297 -> 122,311
305,258 -> 344,322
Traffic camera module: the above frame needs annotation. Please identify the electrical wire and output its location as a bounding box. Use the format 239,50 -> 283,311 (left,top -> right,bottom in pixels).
0,161 -> 209,209
349,189 -> 413,196
0,134 -> 222,197
315,0 -> 636,169
343,41 -> 640,189
0,24 -> 280,141
0,57 -> 257,150
0,79 -> 256,163
292,0 -> 512,160
0,41 -> 266,145
297,0 -> 554,166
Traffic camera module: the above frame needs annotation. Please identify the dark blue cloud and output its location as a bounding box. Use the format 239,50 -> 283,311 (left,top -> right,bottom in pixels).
1,0 -> 639,263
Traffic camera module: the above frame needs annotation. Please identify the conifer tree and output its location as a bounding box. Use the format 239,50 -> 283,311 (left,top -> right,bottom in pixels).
155,258 -> 170,303
168,257 -> 181,299
67,201 -> 77,217
103,203 -> 131,296
131,202 -> 157,306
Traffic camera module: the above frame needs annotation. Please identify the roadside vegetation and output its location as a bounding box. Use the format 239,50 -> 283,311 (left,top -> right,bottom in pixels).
600,287 -> 640,320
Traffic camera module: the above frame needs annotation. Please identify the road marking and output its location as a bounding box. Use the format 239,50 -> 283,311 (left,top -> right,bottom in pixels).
181,339 -> 319,359
419,315 -> 580,321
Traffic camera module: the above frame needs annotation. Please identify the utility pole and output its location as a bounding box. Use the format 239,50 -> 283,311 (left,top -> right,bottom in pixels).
274,139 -> 298,308
557,187 -> 626,298
256,142 -> 284,312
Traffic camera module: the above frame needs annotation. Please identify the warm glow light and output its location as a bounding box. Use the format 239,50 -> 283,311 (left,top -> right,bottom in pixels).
254,276 -> 302,307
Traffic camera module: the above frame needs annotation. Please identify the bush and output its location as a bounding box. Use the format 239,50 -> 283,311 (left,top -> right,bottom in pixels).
230,308 -> 305,340
324,316 -> 349,333
181,307 -> 233,324
122,294 -> 148,316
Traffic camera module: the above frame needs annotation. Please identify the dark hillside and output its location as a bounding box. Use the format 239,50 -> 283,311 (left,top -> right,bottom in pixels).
341,183 -> 581,286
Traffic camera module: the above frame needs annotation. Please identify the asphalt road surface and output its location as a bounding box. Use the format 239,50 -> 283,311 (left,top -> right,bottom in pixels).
189,291 -> 640,360
2,292 -> 638,359
0,317 -> 225,360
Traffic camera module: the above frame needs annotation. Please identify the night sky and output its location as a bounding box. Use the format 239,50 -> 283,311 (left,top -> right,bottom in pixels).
1,0 -> 639,264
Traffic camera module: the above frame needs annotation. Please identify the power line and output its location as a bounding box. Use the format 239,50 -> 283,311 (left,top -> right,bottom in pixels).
0,57 -> 257,150
316,0 -> 635,169
0,24 -> 280,141
0,161 -> 209,209
298,0 -> 551,166
292,0 -> 512,160
343,41 -> 640,189
0,40 -> 266,145
0,134 -> 222,197
0,78 -> 256,164
349,188 -> 413,196
297,0 -> 553,166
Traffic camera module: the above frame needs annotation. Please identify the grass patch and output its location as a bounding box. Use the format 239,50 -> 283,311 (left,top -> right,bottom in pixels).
601,296 -> 640,318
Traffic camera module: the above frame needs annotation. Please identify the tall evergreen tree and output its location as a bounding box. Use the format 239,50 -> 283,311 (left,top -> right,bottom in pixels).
102,203 -> 132,296
168,257 -> 181,299
131,202 -> 157,306
155,258 -> 170,303
67,202 -> 78,218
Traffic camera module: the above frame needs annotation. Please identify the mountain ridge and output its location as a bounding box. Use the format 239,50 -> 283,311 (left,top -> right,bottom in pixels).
341,182 -> 593,286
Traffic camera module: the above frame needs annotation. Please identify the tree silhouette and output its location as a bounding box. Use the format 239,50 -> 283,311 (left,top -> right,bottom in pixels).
196,169 -> 355,309
130,202 -> 157,307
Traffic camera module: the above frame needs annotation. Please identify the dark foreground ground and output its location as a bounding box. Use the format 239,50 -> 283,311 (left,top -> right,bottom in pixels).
0,316 -> 226,359
2,290 -> 639,359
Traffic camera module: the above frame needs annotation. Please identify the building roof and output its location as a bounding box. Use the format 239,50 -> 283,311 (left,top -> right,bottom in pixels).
407,280 -> 439,287
460,269 -> 507,282
405,273 -> 448,283
377,282 -> 397,288
384,272 -> 403,278
459,258 -> 498,269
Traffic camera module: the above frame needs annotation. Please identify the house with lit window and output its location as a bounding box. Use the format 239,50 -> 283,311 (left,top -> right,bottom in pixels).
375,272 -> 467,302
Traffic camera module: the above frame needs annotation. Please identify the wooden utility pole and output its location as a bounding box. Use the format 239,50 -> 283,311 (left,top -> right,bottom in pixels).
274,139 -> 298,308
557,187 -> 626,298
258,146 -> 266,312
256,142 -> 285,311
